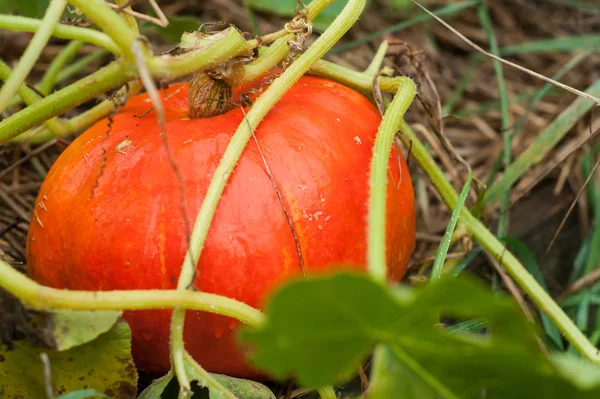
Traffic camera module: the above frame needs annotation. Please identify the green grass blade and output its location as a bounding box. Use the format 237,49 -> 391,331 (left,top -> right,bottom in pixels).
485,80 -> 600,206
477,1 -> 511,236
500,35 -> 600,56
329,0 -> 478,54
502,237 -> 565,350
538,0 -> 600,13
442,56 -> 482,116
450,247 -> 482,277
431,171 -> 472,281
446,318 -> 489,334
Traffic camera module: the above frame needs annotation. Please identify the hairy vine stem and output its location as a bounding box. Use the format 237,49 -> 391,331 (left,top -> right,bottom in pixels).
168,0 -> 365,395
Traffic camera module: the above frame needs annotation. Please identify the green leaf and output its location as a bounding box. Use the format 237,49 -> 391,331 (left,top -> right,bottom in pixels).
154,15 -> 203,43
34,310 -> 122,351
243,272 -> 600,397
245,0 -> 351,31
0,321 -> 137,398
4,0 -> 50,18
138,368 -> 276,399
431,171 -> 471,280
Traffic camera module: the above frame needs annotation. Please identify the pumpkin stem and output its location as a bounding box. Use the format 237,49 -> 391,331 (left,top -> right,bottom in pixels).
188,71 -> 233,118
183,30 -> 251,119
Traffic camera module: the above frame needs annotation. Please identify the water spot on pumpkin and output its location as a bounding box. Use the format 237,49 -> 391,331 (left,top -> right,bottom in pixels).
228,320 -> 236,330
318,225 -> 324,230
214,327 -> 224,339
354,136 -> 362,145
336,118 -> 341,122
298,184 -> 307,191
313,211 -> 323,220
325,215 -> 332,222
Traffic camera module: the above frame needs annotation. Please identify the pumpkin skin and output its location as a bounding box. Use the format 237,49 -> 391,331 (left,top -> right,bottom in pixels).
26,75 -> 416,379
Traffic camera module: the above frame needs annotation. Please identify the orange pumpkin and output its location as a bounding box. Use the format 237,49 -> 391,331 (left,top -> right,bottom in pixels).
26,75 -> 416,378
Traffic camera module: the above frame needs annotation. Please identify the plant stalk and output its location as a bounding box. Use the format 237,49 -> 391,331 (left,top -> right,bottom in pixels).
0,15 -> 121,54
0,0 -> 67,112
0,259 -> 264,327
0,61 -> 131,144
168,0 -> 367,396
0,60 -> 66,137
368,77 -> 416,282
397,120 -> 600,364
67,0 -> 137,57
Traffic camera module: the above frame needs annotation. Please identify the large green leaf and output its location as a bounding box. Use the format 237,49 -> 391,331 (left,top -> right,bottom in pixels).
243,272 -> 600,397
0,321 -> 137,398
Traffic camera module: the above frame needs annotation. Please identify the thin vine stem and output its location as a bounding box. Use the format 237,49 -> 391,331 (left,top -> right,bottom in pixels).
6,40 -> 85,109
0,258 -> 264,327
55,49 -> 109,83
12,99 -> 116,144
0,60 -> 66,137
396,120 -> 600,365
244,0 -> 335,82
0,15 -> 121,54
40,41 -> 85,95
114,0 -> 140,35
0,0 -> 67,112
368,77 -> 416,282
0,28 -> 254,143
168,0 -> 366,396
148,27 -> 252,81
67,0 -> 137,58
0,60 -> 130,143
364,40 -> 389,76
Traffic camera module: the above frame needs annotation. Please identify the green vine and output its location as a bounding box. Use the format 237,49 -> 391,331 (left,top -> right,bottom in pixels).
0,258 -> 264,327
367,77 -> 416,282
0,0 -> 67,112
168,0 -> 366,394
0,15 -> 120,53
